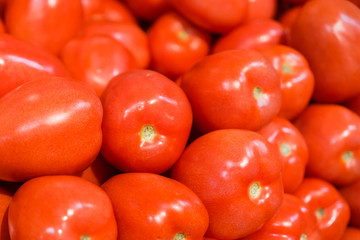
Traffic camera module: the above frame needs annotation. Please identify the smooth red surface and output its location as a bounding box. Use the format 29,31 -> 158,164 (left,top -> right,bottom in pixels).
8,175 -> 117,240
0,77 -> 103,182
171,129 -> 283,239
102,172 -> 209,240
279,5 -> 302,45
339,179 -> 360,227
123,0 -> 171,21
244,0 -> 277,21
87,0 -> 137,23
340,227 -> 360,240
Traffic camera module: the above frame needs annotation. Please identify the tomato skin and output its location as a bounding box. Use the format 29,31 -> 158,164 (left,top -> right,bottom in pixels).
340,227 -> 360,240
4,0 -> 83,55
171,129 -> 283,239
290,0 -> 360,103
0,77 -> 103,182
258,117 -> 308,193
101,172 -> 209,240
279,5 -> 302,45
0,34 -> 69,98
0,187 -> 11,240
339,179 -> 360,228
147,11 -> 211,80
8,175 -> 117,240
244,0 -> 277,21
180,49 -> 281,133
212,19 -> 285,53
123,0 -> 171,21
259,44 -> 314,120
294,104 -> 360,186
101,69 -> 193,173
293,178 -> 350,240
88,0 -> 137,23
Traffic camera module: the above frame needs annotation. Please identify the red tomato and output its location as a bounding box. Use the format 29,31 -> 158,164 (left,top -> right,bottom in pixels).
171,129 -> 284,239
180,49 -> 281,133
79,21 -> 150,69
8,175 -> 117,239
101,69 -> 193,173
244,0 -> 277,21
259,44 -> 314,120
88,0 -> 137,23
101,172 -> 209,240
0,77 -> 103,182
5,0 -> 83,55
0,187 -> 11,240
340,227 -> 360,240
293,178 -> 350,240
242,194 -> 321,240
212,19 -> 285,53
0,34 -> 69,98
290,0 -> 360,103
80,0 -> 101,21
294,104 -> 360,186
279,5 -> 302,44
147,11 -> 212,80
258,117 -> 308,193
166,0 -> 248,33
123,0 -> 171,21
339,179 -> 360,228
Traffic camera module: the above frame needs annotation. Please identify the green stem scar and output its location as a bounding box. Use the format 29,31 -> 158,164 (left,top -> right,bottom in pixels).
280,143 -> 292,157
315,208 -> 325,219
253,87 -> 262,100
174,232 -> 186,240
249,182 -> 261,199
282,63 -> 292,73
178,30 -> 189,41
140,125 -> 156,141
80,234 -> 90,240
300,233 -> 308,240
342,150 -> 354,162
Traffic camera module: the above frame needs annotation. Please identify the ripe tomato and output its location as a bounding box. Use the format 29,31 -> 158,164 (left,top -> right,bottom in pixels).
171,129 -> 283,239
101,172 -> 209,240
279,5 -> 302,44
101,69 -> 193,173
212,19 -> 285,53
244,0 -> 277,21
180,49 -> 281,133
293,178 -> 350,240
339,179 -> 360,228
290,0 -> 360,103
5,0 -> 83,55
147,11 -> 212,80
80,0 -> 101,21
259,44 -> 314,120
340,227 -> 360,240
0,34 -> 69,98
0,187 -> 11,240
258,117 -> 308,193
8,175 -> 117,239
60,35 -> 135,97
87,0 -> 137,23
0,77 -> 103,182
242,194 -> 321,240
294,104 -> 360,186
123,0 -> 171,21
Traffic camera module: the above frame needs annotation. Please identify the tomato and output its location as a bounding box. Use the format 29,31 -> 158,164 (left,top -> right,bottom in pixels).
101,69 -> 193,173
339,179 -> 360,228
171,129 -> 283,239
259,44 -> 314,120
344,94 -> 360,116
147,11 -> 211,80
289,0 -> 360,103
4,0 -> 83,55
212,19 -> 285,53
8,175 -> 117,239
101,172 -> 209,240
80,0 -> 101,21
0,77 -> 103,182
123,0 -> 171,21
0,187 -> 11,240
244,0 -> 277,21
293,178 -> 350,240
180,49 -> 281,133
88,0 -> 137,23
166,0 -> 248,33
294,104 -> 360,186
340,227 -> 360,240
242,194 -> 321,240
60,35 -> 135,97
279,5 -> 302,44
258,117 -> 308,193
79,21 -> 150,69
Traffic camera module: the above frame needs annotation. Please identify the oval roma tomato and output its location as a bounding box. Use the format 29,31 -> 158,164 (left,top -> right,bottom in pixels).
171,129 -> 284,239
339,179 -> 360,228
259,44 -> 314,120
101,69 -> 193,173
60,35 -> 135,97
101,172 -> 209,240
8,175 -> 117,240
4,0 -> 83,55
0,77 -> 103,182
242,194 -> 321,240
340,227 -> 360,240
258,117 -> 308,193
294,104 -> 360,186
0,187 -> 12,240
290,0 -> 360,103
293,178 -> 350,240
147,11 -> 211,80
180,49 -> 281,133
166,0 -> 248,33
0,34 -> 69,98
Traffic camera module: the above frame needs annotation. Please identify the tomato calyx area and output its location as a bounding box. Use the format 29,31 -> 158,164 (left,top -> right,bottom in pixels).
80,234 -> 91,240
249,181 -> 261,199
174,232 -> 186,240
140,124 -> 156,141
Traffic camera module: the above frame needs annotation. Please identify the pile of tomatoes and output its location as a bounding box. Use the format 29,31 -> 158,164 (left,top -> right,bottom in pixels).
0,0 -> 359,239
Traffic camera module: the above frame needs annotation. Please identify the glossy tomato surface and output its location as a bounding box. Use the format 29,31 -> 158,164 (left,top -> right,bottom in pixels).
8,175 -> 117,240
0,77 -> 103,182
87,0 -> 137,23
339,179 -> 360,228
171,129 -> 283,239
102,172 -> 209,240
244,0 -> 277,21
123,0 -> 171,21
101,69 -> 193,173
180,49 -> 281,133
